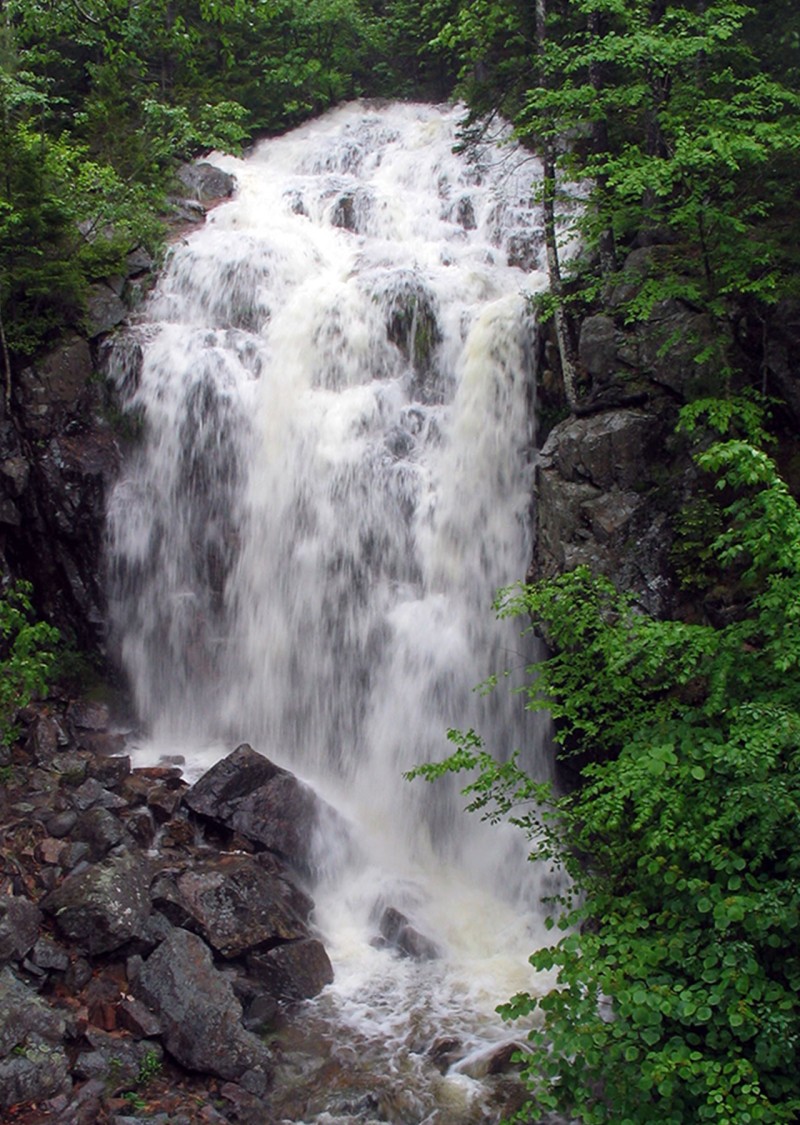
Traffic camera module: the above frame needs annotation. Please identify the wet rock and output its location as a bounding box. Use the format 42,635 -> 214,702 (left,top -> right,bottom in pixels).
378,906 -> 440,961
74,1028 -> 163,1090
117,995 -> 162,1038
0,967 -> 70,1107
133,928 -> 272,1090
0,1037 -> 71,1109
379,270 -> 442,391
507,230 -> 542,271
579,315 -> 620,381
455,1039 -> 528,1079
0,896 -> 41,962
30,935 -> 70,973
42,851 -> 151,954
455,195 -> 476,230
88,752 -> 131,788
147,784 -> 183,823
151,854 -> 311,957
123,807 -> 157,848
16,336 -> 92,439
0,966 -> 66,1055
71,776 -> 127,811
51,751 -> 90,785
177,162 -> 236,203
86,283 -> 128,338
241,993 -> 279,1034
185,743 -> 343,876
73,807 -> 127,860
533,408 -> 675,616
68,700 -> 112,731
47,809 -> 78,837
329,187 -> 372,233
27,714 -> 64,763
246,937 -> 333,1000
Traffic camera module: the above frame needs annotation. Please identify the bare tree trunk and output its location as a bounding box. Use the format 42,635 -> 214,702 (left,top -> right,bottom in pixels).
535,0 -> 579,409
588,6 -> 616,277
0,299 -> 13,414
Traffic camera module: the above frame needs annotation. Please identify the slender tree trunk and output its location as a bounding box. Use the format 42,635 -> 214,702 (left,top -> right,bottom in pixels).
588,7 -> 616,276
0,298 -> 13,414
535,0 -> 579,409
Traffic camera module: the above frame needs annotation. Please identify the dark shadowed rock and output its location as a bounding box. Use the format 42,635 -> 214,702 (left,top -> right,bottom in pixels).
150,854 -> 311,957
42,851 -> 151,954
73,807 -> 127,861
0,897 -> 41,963
456,1039 -> 529,1079
378,906 -> 440,961
133,928 -> 272,1091
246,937 -> 333,1000
185,743 -> 347,876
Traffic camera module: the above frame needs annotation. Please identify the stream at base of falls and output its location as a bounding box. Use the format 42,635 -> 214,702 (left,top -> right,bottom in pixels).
107,100 -> 560,1123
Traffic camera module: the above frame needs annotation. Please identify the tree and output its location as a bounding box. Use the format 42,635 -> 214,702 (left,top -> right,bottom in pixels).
410,403 -> 800,1123
434,0 -> 800,391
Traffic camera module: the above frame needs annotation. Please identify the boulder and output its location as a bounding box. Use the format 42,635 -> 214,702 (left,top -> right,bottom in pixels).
377,906 -> 440,961
0,967 -> 70,1109
246,938 -> 334,1000
177,162 -> 236,203
42,851 -> 151,954
185,744 -> 344,876
0,897 -> 41,963
150,853 -> 312,957
133,929 -> 272,1092
86,283 -> 128,338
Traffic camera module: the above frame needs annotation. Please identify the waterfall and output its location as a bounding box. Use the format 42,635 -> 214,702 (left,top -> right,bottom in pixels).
107,101 -> 556,1118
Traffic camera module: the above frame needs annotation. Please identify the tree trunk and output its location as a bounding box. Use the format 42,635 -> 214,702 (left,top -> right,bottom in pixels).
535,0 -> 579,409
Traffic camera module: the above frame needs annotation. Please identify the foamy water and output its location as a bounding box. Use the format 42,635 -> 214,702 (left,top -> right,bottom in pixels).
108,101 -> 558,1120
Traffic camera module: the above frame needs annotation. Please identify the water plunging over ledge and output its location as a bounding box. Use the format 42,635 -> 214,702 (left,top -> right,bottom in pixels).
107,101 -> 556,1122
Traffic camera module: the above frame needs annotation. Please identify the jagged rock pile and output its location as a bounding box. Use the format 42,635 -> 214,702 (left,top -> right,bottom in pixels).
0,709 -> 336,1124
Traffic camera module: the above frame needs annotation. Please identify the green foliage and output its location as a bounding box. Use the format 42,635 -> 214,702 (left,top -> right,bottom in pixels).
0,582 -> 59,748
2,0 -> 442,363
438,0 -> 800,388
136,1048 -> 163,1086
412,434 -> 800,1123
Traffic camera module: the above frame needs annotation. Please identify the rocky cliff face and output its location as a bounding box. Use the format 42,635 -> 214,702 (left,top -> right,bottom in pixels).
530,249 -> 800,619
0,164 -> 237,657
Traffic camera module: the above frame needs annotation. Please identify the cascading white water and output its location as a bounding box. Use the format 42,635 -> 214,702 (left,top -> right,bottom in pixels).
107,101 -> 558,1121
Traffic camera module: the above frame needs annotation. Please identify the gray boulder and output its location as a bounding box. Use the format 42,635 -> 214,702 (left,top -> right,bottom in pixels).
0,896 -> 41,963
151,853 -> 312,957
0,968 -> 70,1109
185,743 -> 346,876
246,937 -> 333,1000
133,928 -> 272,1092
177,162 -> 236,203
42,850 -> 151,954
